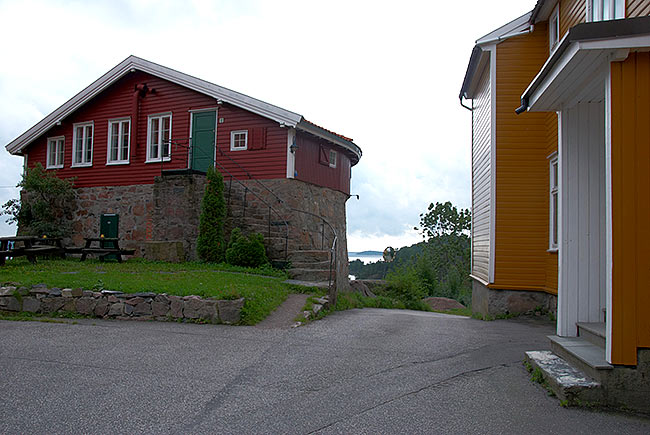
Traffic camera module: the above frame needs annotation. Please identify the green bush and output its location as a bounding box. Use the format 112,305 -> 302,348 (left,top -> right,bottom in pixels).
384,266 -> 429,310
197,167 -> 227,262
225,228 -> 269,268
2,163 -> 76,238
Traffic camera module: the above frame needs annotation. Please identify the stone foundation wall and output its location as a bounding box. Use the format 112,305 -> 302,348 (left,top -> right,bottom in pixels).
0,284 -> 244,324
472,279 -> 557,317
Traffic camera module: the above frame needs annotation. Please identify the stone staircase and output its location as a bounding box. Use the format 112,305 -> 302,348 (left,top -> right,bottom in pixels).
525,322 -> 650,413
223,183 -> 335,286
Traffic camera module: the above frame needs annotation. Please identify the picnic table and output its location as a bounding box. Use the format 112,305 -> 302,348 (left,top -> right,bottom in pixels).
80,237 -> 135,263
0,235 -> 66,265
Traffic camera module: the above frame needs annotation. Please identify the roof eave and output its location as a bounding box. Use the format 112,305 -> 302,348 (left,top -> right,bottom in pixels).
296,120 -> 362,165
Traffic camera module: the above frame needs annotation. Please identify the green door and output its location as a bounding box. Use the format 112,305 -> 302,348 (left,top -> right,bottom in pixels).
100,214 -> 119,259
191,111 -> 216,173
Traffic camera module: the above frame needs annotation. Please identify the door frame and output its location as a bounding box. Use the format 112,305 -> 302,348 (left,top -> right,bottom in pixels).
188,107 -> 218,171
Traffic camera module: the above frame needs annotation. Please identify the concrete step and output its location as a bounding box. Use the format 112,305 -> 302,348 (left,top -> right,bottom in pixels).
288,268 -> 333,282
577,322 -> 606,349
525,350 -> 603,405
289,250 -> 330,263
548,335 -> 613,383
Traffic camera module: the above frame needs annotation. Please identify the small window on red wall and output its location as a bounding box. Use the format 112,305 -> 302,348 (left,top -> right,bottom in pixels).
329,150 -> 337,168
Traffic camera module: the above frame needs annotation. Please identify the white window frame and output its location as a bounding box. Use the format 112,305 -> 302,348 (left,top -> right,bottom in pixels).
549,154 -> 559,251
46,136 -> 65,169
549,5 -> 560,53
71,121 -> 94,167
146,113 -> 172,163
230,130 -> 248,151
587,0 -> 625,22
107,118 -> 131,165
329,149 -> 337,168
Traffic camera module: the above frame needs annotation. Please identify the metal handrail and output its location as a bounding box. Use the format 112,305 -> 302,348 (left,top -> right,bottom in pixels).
217,148 -> 285,206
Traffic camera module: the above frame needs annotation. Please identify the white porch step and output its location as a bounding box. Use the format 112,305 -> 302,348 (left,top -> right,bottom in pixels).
577,322 -> 606,349
524,350 -> 603,405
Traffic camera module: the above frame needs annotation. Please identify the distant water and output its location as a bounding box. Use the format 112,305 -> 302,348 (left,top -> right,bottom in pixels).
348,253 -> 383,264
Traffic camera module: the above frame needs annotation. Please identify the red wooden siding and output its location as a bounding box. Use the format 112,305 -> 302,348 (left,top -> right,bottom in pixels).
294,132 -> 351,195
24,71 -> 287,186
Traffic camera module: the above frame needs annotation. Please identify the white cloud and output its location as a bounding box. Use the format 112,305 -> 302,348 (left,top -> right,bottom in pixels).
0,0 -> 537,245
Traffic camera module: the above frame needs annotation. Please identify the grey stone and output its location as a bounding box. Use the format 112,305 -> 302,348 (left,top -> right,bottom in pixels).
132,292 -> 157,298
29,287 -> 50,295
22,297 -> 40,313
133,302 -> 152,315
123,304 -> 134,315
152,301 -> 170,317
75,297 -> 97,315
217,298 -> 245,324
124,297 -> 145,306
183,298 -> 202,319
71,288 -> 83,298
154,294 -> 170,304
196,300 -> 217,322
0,296 -> 21,311
48,288 -> 62,297
107,295 -> 119,303
107,303 -> 124,316
92,292 -> 103,298
0,286 -> 17,297
169,296 -> 183,318
41,297 -> 65,313
62,299 -> 76,312
312,304 -> 323,315
472,280 -> 557,317
16,287 -> 29,296
61,288 -> 73,298
82,291 -> 94,297
94,299 -> 109,317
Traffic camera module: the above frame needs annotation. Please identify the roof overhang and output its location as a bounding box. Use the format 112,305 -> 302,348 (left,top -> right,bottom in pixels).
518,16 -> 650,113
296,120 -> 362,165
5,55 -> 361,164
530,0 -> 557,24
460,12 -> 532,101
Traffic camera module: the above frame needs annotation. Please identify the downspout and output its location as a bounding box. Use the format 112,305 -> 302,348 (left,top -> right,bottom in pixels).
515,97 -> 528,114
132,83 -> 150,159
459,96 -> 472,111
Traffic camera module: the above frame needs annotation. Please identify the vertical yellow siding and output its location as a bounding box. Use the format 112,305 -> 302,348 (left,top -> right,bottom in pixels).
560,0 -> 586,37
627,0 -> 650,17
610,52 -> 650,365
493,23 -> 557,294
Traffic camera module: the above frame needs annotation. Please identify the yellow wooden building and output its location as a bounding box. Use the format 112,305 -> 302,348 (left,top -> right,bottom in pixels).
461,0 -> 649,409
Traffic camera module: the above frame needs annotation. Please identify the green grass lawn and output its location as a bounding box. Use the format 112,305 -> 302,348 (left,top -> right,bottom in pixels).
0,258 -> 309,325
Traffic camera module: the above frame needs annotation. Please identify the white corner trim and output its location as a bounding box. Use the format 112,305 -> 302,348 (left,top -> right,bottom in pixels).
286,128 -> 296,179
488,44 -> 497,285
605,67 -> 613,364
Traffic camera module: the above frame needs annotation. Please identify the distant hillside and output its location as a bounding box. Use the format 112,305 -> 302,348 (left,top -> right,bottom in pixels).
349,250 -> 383,256
349,243 -> 427,279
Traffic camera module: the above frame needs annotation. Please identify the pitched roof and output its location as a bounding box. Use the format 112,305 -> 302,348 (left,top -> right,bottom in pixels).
5,55 -> 361,163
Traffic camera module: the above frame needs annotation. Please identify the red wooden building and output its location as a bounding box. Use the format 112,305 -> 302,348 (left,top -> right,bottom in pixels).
5,56 -> 362,285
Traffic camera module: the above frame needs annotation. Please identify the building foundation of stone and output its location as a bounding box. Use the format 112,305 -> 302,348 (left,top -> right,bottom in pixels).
472,279 -> 557,317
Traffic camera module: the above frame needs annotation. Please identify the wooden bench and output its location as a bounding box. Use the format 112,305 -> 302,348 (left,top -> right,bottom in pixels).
0,236 -> 65,265
80,237 -> 135,263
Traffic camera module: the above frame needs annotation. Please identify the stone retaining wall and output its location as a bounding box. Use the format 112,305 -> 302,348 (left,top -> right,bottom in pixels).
0,284 -> 244,324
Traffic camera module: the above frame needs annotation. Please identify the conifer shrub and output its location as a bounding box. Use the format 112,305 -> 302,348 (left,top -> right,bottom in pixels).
225,228 -> 269,268
196,167 -> 227,262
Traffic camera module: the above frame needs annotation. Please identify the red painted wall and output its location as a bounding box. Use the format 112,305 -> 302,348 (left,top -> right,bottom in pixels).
24,71 -> 288,186
294,132 -> 351,194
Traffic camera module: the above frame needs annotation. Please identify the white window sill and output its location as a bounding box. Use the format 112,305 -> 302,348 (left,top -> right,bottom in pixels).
547,248 -> 558,253
71,163 -> 92,168
145,158 -> 171,164
329,164 -> 337,169
106,161 -> 130,166
46,165 -> 63,170
230,147 -> 247,151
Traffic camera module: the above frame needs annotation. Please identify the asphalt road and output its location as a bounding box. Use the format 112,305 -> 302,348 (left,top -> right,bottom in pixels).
1,309 -> 649,434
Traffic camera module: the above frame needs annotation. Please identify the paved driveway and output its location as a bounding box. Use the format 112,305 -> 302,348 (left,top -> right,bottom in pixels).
1,309 -> 649,434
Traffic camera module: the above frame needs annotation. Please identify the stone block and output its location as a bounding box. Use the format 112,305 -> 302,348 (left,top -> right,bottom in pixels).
94,299 -> 109,317
48,288 -> 62,297
41,297 -> 65,313
133,301 -> 152,315
107,303 -> 124,317
197,300 -> 218,322
0,286 -> 16,297
71,288 -> 83,298
124,297 -> 145,306
62,299 -> 76,312
183,298 -> 203,319
22,297 -> 40,313
152,301 -> 170,317
217,298 -> 245,324
144,241 -> 186,263
169,296 -> 183,318
29,286 -> 50,296
123,304 -> 134,315
16,287 -> 29,296
75,297 -> 97,315
0,296 -> 21,311
61,288 -> 73,298
107,295 -> 119,303
154,294 -> 170,304
82,291 -> 94,297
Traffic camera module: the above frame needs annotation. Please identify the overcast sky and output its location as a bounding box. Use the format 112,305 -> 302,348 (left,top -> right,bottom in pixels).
0,0 -> 537,251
